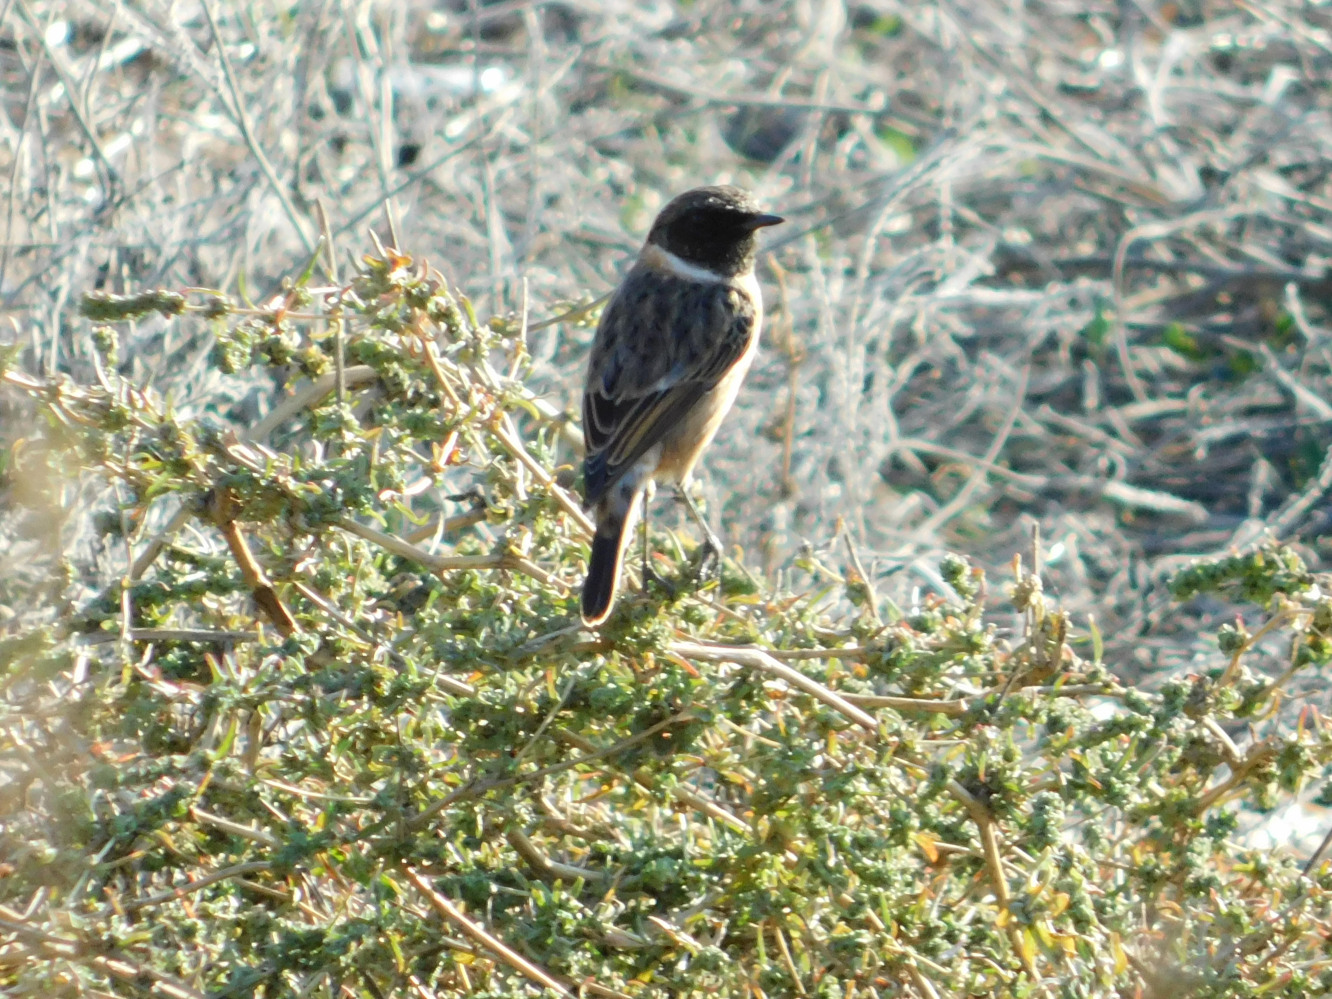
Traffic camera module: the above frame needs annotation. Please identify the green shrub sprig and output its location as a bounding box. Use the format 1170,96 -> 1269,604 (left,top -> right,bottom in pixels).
3,249 -> 1332,997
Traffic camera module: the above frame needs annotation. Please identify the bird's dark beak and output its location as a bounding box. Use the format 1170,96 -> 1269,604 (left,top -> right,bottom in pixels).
744,213 -> 785,231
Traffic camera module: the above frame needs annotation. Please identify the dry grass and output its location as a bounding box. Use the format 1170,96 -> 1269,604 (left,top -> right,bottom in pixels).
3,0 -> 1331,675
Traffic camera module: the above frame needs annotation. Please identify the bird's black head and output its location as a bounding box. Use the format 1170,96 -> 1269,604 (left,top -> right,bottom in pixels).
646,185 -> 784,276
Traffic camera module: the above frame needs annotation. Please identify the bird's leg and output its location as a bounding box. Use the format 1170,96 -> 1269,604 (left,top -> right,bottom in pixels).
638,483 -> 674,596
676,482 -> 723,590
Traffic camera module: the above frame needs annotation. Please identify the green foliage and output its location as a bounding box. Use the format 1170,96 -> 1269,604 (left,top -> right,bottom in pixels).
1169,546 -> 1314,607
1161,321 -> 1204,361
1078,298 -> 1111,351
3,249 -> 1332,998
80,288 -> 188,322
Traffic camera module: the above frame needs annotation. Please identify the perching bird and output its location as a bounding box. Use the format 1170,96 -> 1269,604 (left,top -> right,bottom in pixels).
580,185 -> 784,625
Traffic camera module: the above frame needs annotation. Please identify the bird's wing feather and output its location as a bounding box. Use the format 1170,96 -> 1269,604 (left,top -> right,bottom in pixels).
582,267 -> 756,506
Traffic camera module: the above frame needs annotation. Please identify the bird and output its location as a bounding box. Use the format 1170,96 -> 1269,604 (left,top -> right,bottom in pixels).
580,185 -> 784,626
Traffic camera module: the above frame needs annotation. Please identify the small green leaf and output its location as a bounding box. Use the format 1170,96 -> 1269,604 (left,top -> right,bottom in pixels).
1080,301 -> 1111,349
1162,322 -> 1204,359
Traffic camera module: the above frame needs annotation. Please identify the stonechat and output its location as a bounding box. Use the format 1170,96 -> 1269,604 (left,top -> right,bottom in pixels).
580,185 -> 784,625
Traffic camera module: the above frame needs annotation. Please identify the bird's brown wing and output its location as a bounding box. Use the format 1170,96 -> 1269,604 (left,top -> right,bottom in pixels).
582,268 -> 757,506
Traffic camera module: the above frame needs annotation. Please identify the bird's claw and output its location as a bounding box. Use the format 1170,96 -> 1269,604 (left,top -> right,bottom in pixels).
641,556 -> 677,598
689,537 -> 724,593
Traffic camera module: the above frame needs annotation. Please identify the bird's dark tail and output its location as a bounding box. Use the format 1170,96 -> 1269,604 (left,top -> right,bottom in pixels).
582,512 -> 630,626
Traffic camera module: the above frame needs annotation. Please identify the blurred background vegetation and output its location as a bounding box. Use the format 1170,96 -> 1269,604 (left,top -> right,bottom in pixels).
3,1 -> 1332,996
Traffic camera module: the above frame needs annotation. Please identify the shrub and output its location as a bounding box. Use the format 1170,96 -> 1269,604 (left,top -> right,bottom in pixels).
3,247 -> 1332,998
